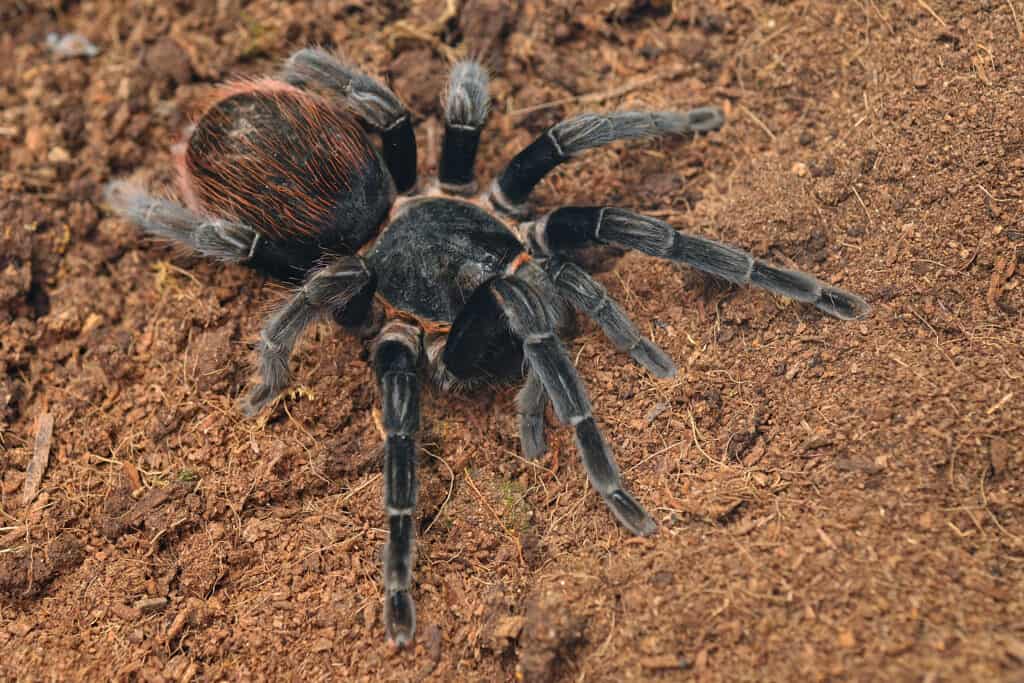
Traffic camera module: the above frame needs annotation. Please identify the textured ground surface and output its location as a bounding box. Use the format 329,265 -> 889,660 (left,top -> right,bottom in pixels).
2,1 -> 1023,681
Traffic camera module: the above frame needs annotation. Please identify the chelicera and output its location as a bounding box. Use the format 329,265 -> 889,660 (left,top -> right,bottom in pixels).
106,48 -> 869,647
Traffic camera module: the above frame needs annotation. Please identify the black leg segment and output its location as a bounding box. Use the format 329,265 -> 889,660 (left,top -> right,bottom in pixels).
490,108 -> 724,216
440,61 -> 490,193
380,118 -> 417,195
528,207 -> 871,320
372,321 -> 423,647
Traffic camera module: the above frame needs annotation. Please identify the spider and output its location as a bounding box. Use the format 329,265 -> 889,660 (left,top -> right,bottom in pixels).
106,48 -> 869,647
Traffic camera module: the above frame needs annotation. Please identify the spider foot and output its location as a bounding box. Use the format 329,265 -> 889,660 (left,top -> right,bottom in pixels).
605,489 -> 657,536
573,416 -> 657,536
240,384 -> 276,417
385,590 -> 416,648
535,208 -> 873,322
542,260 -> 678,378
516,369 -> 549,460
519,415 -> 547,460
816,285 -> 871,320
630,339 -> 677,379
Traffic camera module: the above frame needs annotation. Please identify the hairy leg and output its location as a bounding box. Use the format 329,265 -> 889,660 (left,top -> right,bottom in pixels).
371,320 -> 423,647
242,258 -> 373,414
281,47 -> 418,193
542,259 -> 676,377
490,107 -> 723,217
523,207 -> 871,320
105,181 -> 256,262
490,276 -> 656,535
105,181 -> 327,283
516,369 -> 549,460
440,60 -> 490,194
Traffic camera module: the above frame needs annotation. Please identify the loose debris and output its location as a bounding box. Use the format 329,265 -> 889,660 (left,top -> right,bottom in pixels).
45,33 -> 100,59
20,413 -> 53,507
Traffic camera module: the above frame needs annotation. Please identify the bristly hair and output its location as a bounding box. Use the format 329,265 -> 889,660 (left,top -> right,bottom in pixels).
550,109 -> 725,156
443,61 -> 490,128
280,48 -> 407,131
181,79 -> 376,242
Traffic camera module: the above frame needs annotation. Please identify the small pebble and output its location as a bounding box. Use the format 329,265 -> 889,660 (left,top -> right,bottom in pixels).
47,147 -> 71,164
24,127 -> 46,154
837,629 -> 857,649
135,596 -> 169,614
492,615 -> 525,640
144,37 -> 192,85
46,33 -> 100,59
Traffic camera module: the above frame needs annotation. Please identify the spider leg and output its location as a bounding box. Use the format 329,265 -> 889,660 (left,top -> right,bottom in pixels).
489,108 -> 724,217
516,368 -> 549,460
105,181 -> 256,263
280,47 -> 417,193
524,207 -> 871,320
242,258 -> 372,415
491,276 -> 656,536
371,320 -> 423,647
105,181 -> 328,283
540,259 -> 677,378
440,60 -> 490,195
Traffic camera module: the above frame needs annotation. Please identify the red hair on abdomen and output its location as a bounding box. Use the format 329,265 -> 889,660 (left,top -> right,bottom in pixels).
179,79 -> 377,242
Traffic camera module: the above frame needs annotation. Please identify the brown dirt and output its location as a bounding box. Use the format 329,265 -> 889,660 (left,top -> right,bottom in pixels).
2,1 -> 1023,681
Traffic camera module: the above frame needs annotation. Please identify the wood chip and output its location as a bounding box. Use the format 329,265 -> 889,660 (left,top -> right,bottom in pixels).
310,638 -> 333,653
492,615 -> 525,640
123,483 -> 190,526
166,604 -> 193,642
640,654 -> 685,670
135,597 -> 169,614
644,402 -> 669,425
833,457 -> 883,474
122,461 -> 143,491
7,620 -> 35,637
732,515 -> 770,536
801,430 -> 834,453
2,471 -> 24,495
1001,636 -> 1024,662
22,413 -> 54,506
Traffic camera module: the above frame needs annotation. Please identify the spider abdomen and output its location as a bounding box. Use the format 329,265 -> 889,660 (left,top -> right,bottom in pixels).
365,198 -> 524,324
180,81 -> 394,281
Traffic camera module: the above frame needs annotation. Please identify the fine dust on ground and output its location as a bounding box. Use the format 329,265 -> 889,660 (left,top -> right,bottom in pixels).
1,1 -> 1022,681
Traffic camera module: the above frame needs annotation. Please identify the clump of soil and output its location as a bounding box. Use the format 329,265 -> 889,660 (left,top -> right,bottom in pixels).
2,1 -> 1022,681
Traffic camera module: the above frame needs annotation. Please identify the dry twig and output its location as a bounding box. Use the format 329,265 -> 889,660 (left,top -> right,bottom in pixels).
22,413 -> 54,506
915,0 -> 949,28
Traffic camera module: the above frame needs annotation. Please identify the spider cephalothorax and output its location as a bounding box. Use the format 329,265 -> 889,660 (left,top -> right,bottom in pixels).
106,48 -> 869,647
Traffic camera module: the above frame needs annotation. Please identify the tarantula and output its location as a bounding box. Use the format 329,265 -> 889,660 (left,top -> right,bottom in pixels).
106,48 -> 869,646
